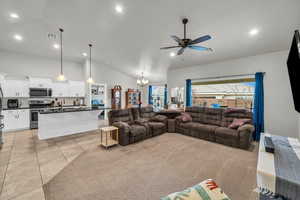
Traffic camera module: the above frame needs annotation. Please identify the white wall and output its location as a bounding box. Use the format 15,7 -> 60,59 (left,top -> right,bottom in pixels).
168,50 -> 298,138
0,50 -> 138,109
0,50 -> 83,80
83,60 -> 137,108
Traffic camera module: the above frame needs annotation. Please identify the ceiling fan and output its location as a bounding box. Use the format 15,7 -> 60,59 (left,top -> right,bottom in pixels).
160,18 -> 213,55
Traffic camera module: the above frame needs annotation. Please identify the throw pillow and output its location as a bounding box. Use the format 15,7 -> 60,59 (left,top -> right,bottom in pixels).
181,113 -> 192,123
161,179 -> 231,200
228,118 -> 251,129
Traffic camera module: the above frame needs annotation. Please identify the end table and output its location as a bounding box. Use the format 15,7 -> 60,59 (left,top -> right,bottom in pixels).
99,126 -> 119,149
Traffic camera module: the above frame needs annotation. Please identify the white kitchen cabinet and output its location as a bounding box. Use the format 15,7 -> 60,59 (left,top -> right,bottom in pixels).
29,77 -> 52,88
1,80 -> 29,97
69,81 -> 85,97
2,109 -> 30,132
52,82 -> 70,97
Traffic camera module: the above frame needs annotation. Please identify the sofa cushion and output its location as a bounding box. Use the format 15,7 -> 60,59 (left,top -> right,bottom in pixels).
161,179 -> 230,200
129,125 -> 147,136
112,122 -> 130,132
185,106 -> 206,123
140,106 -> 156,119
215,127 -> 238,139
191,124 -> 218,141
150,114 -> 168,122
148,122 -> 166,130
180,122 -> 199,129
109,109 -> 134,123
202,108 -> 223,126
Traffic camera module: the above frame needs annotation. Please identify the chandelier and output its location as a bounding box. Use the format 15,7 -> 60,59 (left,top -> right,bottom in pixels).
137,72 -> 149,87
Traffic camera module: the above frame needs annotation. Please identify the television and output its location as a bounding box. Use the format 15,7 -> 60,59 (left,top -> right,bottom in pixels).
287,30 -> 300,113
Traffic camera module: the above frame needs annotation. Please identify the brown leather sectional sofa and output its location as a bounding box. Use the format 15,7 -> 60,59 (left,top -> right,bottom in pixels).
108,106 -> 254,150
108,106 -> 167,146
175,107 -> 254,149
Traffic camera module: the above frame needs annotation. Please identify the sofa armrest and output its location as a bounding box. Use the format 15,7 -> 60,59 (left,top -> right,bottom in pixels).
238,124 -> 255,149
112,122 -> 130,146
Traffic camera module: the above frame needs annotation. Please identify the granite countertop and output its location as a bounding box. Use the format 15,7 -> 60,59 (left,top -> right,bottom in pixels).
39,107 -> 111,114
2,107 -> 30,110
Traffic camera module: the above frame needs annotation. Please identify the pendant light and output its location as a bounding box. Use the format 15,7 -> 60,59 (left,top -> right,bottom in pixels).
57,28 -> 66,81
87,43 -> 94,84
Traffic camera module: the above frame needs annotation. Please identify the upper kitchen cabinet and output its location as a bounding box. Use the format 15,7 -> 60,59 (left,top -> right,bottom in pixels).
1,79 -> 29,97
69,81 -> 85,97
29,77 -> 52,88
52,82 -> 70,97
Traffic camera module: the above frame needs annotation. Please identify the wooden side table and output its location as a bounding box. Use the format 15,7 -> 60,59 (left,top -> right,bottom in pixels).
99,126 -> 119,149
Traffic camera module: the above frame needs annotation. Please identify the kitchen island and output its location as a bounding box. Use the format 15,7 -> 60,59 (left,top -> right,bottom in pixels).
38,107 -> 110,140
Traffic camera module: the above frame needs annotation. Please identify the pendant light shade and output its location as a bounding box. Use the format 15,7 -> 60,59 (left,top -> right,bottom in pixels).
57,28 -> 66,81
87,43 -> 94,84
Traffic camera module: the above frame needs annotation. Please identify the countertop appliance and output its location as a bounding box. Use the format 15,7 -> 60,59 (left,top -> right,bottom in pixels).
29,99 -> 52,129
29,88 -> 52,98
7,99 -> 19,109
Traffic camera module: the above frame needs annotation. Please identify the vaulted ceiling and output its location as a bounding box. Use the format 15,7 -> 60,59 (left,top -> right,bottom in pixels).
0,0 -> 299,82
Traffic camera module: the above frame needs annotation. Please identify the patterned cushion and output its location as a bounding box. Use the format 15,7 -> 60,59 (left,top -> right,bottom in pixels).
228,118 -> 252,129
161,179 -> 230,200
222,109 -> 252,127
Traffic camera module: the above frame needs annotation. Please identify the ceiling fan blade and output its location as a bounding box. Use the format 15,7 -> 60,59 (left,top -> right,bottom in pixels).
171,35 -> 182,44
188,45 -> 213,51
160,46 -> 181,50
177,47 -> 185,55
190,35 -> 212,45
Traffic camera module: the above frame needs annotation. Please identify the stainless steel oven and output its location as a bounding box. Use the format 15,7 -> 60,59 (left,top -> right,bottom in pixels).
29,99 -> 52,129
29,88 -> 52,98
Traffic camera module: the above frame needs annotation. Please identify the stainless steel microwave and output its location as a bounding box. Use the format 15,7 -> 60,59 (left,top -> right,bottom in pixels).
29,88 -> 52,97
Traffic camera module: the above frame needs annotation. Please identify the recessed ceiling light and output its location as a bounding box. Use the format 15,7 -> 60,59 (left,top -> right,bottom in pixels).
170,52 -> 176,57
53,43 -> 60,49
13,34 -> 23,41
115,4 -> 124,13
10,13 -> 20,19
82,52 -> 87,57
249,28 -> 259,36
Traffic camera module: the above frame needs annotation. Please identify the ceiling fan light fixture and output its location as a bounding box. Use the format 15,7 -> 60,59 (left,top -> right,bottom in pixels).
170,52 -> 176,57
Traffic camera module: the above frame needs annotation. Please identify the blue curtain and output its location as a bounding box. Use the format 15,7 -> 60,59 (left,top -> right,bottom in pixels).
148,85 -> 153,105
164,84 -> 168,106
253,72 -> 264,141
186,79 -> 192,107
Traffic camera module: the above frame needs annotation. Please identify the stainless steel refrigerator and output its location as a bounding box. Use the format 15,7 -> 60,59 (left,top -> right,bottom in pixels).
0,87 -> 3,145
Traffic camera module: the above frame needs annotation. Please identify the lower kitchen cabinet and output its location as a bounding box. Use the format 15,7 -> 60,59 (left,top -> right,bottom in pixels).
2,109 -> 30,132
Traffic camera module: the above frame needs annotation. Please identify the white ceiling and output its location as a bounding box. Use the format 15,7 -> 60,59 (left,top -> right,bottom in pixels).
0,0 -> 299,82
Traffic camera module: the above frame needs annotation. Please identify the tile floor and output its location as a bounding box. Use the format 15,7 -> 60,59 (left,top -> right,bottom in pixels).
0,129 -> 102,200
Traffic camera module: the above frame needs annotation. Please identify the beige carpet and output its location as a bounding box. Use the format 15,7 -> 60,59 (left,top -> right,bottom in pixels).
43,133 -> 258,200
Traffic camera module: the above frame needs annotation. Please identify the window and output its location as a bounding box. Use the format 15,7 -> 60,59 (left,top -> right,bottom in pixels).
170,87 -> 184,109
192,78 -> 255,110
151,85 -> 165,111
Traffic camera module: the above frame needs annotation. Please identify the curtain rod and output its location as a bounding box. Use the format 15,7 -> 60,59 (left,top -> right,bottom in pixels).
190,72 -> 265,81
